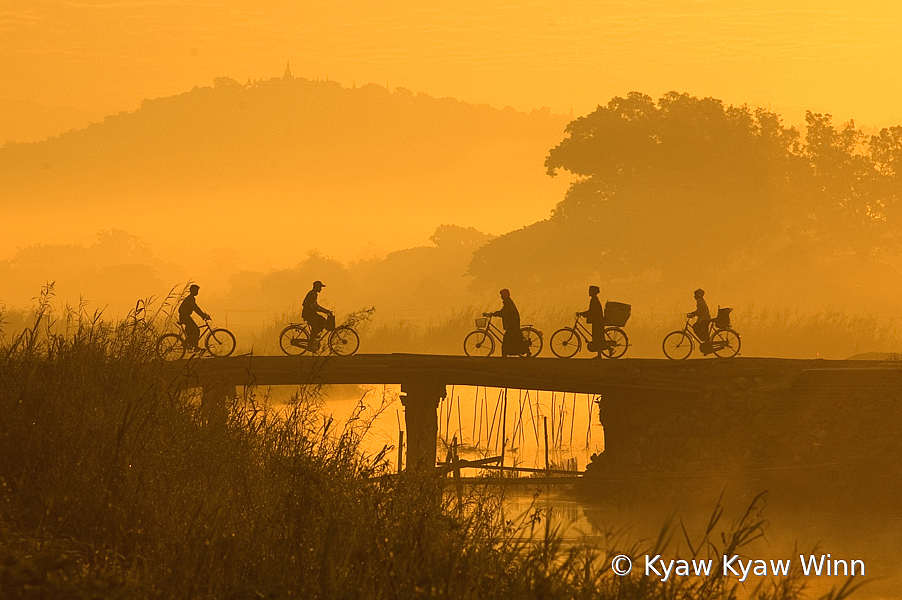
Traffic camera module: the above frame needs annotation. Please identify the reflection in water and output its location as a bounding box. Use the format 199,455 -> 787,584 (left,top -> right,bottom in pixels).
437,386 -> 604,472
263,383 -> 896,599
266,383 -> 605,473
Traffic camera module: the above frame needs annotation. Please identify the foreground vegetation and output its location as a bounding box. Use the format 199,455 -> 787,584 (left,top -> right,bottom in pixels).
0,301 -> 860,599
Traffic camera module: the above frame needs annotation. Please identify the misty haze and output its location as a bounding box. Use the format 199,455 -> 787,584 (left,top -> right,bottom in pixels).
3,3 -> 902,599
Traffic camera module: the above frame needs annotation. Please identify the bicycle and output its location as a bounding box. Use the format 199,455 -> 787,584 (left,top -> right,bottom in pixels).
662,308 -> 740,359
550,315 -> 629,359
279,317 -> 360,356
156,319 -> 236,360
463,314 -> 543,358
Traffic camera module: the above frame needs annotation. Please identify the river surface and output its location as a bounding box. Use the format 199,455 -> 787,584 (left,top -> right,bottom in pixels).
264,383 -> 898,600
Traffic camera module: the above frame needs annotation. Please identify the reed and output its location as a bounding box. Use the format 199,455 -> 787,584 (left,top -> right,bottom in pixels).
0,294 -> 860,599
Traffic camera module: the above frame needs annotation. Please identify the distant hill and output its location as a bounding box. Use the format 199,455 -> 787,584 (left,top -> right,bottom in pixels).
0,98 -> 104,144
0,76 -> 572,265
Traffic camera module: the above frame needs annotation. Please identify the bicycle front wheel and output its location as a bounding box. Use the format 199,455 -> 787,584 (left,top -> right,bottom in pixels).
663,331 -> 693,360
464,330 -> 495,357
279,325 -> 310,356
329,326 -> 360,356
603,327 -> 629,359
550,328 -> 581,358
156,333 -> 185,361
206,328 -> 236,357
521,326 -> 543,357
712,329 -> 741,358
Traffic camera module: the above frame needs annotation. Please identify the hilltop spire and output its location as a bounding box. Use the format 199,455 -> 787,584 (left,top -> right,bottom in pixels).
283,61 -> 294,81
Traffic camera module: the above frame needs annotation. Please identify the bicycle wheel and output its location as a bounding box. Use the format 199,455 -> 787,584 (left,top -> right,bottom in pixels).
603,327 -> 629,359
521,326 -> 543,357
550,328 -> 581,358
464,330 -> 495,357
279,325 -> 310,356
663,331 -> 693,360
156,333 -> 185,361
206,328 -> 236,357
712,328 -> 741,358
329,326 -> 360,356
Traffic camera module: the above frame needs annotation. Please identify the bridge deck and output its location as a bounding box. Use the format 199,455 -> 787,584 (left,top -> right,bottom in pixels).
168,354 -> 902,471
170,354 -> 902,395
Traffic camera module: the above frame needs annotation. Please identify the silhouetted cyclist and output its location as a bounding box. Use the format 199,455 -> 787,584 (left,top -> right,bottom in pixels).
578,285 -> 606,359
303,280 -> 333,351
486,288 -> 528,357
178,284 -> 210,351
688,288 -> 711,343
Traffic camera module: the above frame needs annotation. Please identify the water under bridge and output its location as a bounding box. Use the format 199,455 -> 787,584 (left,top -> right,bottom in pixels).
168,354 -> 902,471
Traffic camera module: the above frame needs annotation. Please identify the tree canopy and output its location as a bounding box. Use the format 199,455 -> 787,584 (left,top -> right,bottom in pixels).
469,92 -> 902,296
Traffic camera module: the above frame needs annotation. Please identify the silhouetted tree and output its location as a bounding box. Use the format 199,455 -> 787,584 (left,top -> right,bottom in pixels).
429,224 -> 495,250
213,77 -> 242,91
795,112 -> 902,257
469,92 -> 801,292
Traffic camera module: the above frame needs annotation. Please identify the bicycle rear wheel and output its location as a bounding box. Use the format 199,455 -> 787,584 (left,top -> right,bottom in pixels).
279,325 -> 310,356
464,330 -> 494,357
521,326 -> 543,357
206,328 -> 236,357
663,331 -> 693,360
156,333 -> 185,361
550,328 -> 581,358
329,326 -> 360,356
712,329 -> 741,358
602,327 -> 629,359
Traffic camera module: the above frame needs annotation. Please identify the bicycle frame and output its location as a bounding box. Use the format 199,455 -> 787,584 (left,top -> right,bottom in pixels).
568,316 -> 625,345
286,317 -> 334,341
279,316 -> 361,356
550,314 -> 629,359
678,317 -> 718,344
476,316 -> 505,344
175,318 -> 212,339
158,318 -> 236,360
568,317 -> 593,343
464,315 -> 542,358
663,316 -> 740,359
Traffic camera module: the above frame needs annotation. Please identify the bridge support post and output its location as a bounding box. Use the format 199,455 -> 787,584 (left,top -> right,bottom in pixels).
400,380 -> 447,471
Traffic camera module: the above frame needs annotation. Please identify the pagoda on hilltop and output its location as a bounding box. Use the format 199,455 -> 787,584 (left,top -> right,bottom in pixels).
282,61 -> 294,82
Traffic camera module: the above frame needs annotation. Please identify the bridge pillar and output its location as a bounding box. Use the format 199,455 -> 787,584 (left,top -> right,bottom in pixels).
400,380 -> 447,471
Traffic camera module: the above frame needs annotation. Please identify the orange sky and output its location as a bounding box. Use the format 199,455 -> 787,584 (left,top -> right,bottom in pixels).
3,0 -> 902,126
4,0 -> 902,274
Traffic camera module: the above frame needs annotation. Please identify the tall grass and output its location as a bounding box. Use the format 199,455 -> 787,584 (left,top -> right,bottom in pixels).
0,296 -> 860,598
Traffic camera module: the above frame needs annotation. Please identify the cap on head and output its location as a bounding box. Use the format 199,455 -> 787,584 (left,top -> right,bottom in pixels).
694,288 -> 705,297
589,285 -> 600,295
499,288 -> 510,299
313,280 -> 325,288
189,284 -> 200,292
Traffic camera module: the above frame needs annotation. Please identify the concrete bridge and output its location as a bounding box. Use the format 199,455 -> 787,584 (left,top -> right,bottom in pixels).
169,354 -> 902,470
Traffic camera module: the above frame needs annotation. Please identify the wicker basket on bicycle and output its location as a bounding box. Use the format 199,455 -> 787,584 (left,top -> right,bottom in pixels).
715,307 -> 732,329
604,302 -> 631,327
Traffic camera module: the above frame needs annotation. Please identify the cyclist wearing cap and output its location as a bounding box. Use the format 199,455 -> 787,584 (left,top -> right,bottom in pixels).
303,280 -> 333,350
178,284 -> 210,351
486,288 -> 529,357
688,288 -> 711,342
